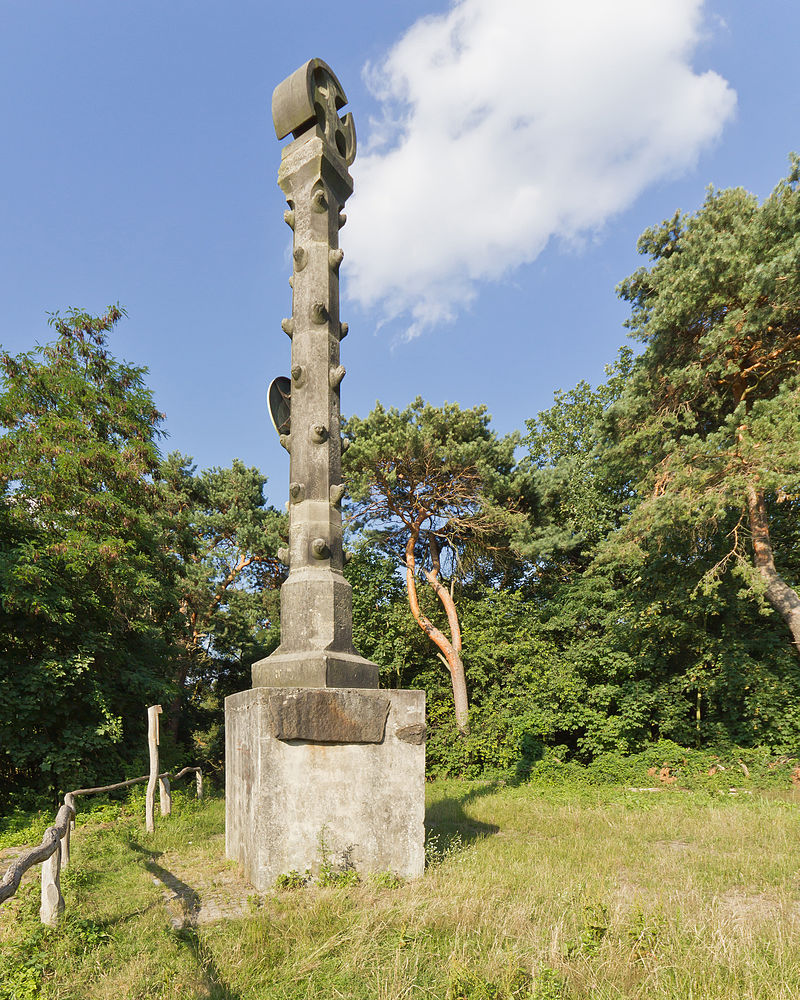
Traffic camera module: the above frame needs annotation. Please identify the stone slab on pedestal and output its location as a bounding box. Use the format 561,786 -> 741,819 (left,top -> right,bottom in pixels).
225,687 -> 425,889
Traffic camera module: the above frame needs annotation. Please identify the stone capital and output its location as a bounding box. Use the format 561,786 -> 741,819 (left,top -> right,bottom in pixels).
277,135 -> 354,211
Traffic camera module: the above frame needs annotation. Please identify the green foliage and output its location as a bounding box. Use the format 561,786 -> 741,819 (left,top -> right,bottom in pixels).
0,807 -> 52,850
317,865 -> 361,888
346,545 -> 420,686
366,870 -> 404,889
424,829 -> 464,867
530,968 -> 569,1000
604,155 -> 800,617
446,964 -> 533,1000
348,536 -> 800,774
275,869 -> 311,890
67,918 -> 112,953
512,159 -> 800,758
0,308 -> 287,796
0,306 -> 176,799
316,825 -> 361,887
5,784 -> 800,998
0,953 -> 47,1000
521,346 -> 634,569
345,396 -> 527,580
0,892 -> 50,1000
522,740 -> 800,791
344,397 -> 528,733
160,452 -> 285,670
535,558 -> 800,757
3,157 -> 799,803
563,902 -> 609,959
159,452 -> 286,766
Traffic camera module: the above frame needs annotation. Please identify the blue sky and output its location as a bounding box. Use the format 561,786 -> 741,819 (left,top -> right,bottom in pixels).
1,0 -> 797,505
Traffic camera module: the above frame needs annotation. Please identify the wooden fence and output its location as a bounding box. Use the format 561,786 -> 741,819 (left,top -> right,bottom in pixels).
0,705 -> 203,926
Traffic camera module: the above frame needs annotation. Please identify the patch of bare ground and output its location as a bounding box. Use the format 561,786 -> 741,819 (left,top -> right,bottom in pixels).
716,887 -> 787,923
0,845 -> 29,865
654,838 -> 700,851
146,833 -> 253,928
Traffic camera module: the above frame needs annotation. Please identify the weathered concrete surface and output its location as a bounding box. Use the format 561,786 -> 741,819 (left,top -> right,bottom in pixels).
225,687 -> 425,888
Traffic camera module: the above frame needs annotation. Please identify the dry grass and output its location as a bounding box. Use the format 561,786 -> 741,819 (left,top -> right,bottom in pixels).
2,782 -> 800,998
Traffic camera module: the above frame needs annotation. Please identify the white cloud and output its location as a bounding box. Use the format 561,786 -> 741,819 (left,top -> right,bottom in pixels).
344,0 -> 736,340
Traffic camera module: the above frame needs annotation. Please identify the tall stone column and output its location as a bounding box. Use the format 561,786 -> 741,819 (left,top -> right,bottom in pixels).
226,59 -> 424,890
252,58 -> 378,691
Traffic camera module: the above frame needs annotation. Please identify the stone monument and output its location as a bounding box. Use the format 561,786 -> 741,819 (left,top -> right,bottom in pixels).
225,58 -> 426,889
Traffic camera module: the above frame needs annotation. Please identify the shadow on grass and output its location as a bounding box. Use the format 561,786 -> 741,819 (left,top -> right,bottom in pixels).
425,780 -> 501,856
81,899 -> 165,930
128,837 -> 202,920
176,925 -> 243,1000
127,838 -> 242,1000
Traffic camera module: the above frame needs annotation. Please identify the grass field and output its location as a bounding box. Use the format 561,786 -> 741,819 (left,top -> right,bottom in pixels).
2,780 -> 800,999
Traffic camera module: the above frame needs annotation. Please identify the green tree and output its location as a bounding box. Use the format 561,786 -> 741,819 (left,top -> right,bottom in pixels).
521,347 -> 634,584
0,307 -> 175,799
159,453 -> 286,755
345,545 -> 421,690
609,156 -> 800,654
522,326 -> 800,754
344,398 -> 525,734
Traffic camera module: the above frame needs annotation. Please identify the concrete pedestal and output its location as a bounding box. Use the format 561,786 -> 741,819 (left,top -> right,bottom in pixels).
225,687 -> 425,889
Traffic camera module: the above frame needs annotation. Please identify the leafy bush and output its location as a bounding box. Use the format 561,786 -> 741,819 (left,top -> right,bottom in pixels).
366,871 -> 404,889
520,741 -> 799,790
275,869 -> 310,890
446,964 -> 534,999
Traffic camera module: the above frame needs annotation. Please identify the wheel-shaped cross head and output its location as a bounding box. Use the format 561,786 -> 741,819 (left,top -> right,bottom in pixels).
272,58 -> 356,165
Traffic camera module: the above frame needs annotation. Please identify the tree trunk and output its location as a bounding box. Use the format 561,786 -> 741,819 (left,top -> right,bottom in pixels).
426,535 -> 462,653
167,688 -> 183,743
167,657 -> 191,742
404,526 -> 470,734
746,483 -> 800,655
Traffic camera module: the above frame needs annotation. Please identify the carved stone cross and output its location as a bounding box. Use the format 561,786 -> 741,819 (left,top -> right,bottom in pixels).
251,59 -> 378,690
272,59 -> 356,164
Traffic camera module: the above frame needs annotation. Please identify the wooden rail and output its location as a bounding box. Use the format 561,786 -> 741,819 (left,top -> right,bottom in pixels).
0,765 -> 203,925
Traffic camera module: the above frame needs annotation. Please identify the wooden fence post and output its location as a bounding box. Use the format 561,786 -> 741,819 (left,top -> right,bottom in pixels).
159,774 -> 172,816
60,819 -> 71,870
39,840 -> 64,926
62,794 -> 76,869
2,770 -> 203,919
145,705 -> 162,833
